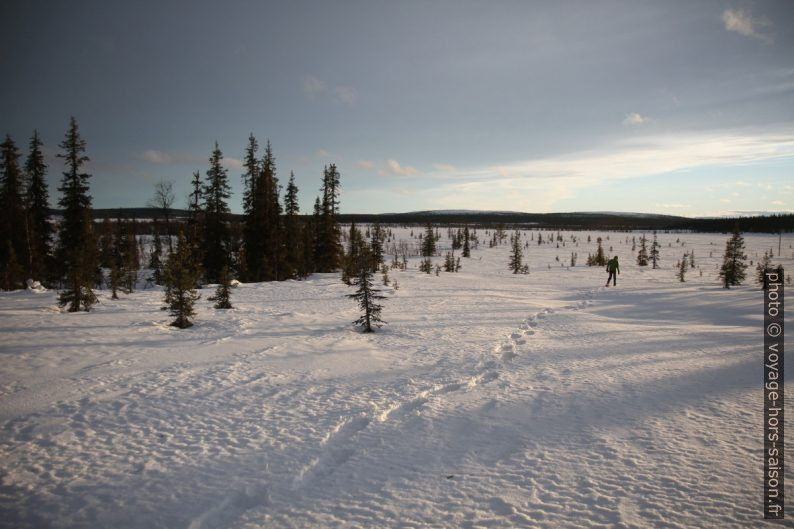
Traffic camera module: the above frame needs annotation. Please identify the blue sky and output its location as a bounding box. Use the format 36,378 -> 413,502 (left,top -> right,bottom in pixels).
2,0 -> 793,216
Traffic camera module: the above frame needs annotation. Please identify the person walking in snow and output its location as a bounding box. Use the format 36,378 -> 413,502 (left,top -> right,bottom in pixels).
605,256 -> 619,287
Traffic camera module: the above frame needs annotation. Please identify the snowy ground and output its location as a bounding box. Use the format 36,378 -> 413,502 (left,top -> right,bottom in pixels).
1,228 -> 792,528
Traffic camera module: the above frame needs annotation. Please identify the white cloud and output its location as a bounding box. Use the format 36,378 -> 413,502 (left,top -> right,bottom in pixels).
302,75 -> 326,99
136,149 -> 201,165
378,159 -> 419,177
622,112 -> 651,126
302,76 -> 357,105
408,127 -> 794,212
355,159 -> 376,170
771,200 -> 785,206
722,8 -> 771,42
223,157 -> 244,171
333,86 -> 357,105
432,163 -> 457,172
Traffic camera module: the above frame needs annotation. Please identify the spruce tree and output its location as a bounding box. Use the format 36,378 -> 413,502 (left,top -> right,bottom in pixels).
209,264 -> 233,309
262,141 -> 284,280
343,223 -> 364,284
444,251 -> 455,272
109,214 -> 130,299
148,218 -> 164,285
347,247 -> 386,332
202,142 -> 232,284
650,231 -> 660,269
594,237 -> 607,266
0,135 -> 28,290
186,170 -> 204,277
421,222 -> 436,257
124,219 -> 140,292
636,234 -> 649,266
283,171 -> 302,279
24,130 -> 51,283
56,117 -> 97,311
719,225 -> 748,288
756,252 -> 773,289
314,164 -> 342,272
370,223 -> 384,273
509,231 -> 524,273
677,254 -> 687,282
241,133 -> 258,221
462,226 -> 471,257
163,232 -> 201,328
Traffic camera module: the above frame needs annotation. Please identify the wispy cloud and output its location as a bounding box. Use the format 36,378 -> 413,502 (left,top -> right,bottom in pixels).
301,75 -> 357,105
412,127 -> 794,212
355,159 -> 376,170
378,159 -> 418,177
301,75 -> 327,99
136,149 -> 201,165
223,157 -> 243,171
432,163 -> 456,172
622,112 -> 652,126
333,86 -> 357,105
722,7 -> 771,42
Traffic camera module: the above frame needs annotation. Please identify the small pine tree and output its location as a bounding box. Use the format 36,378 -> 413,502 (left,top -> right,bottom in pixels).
636,234 -> 649,266
719,225 -> 748,288
209,264 -> 233,309
444,251 -> 455,272
381,264 -> 390,286
347,258 -> 385,332
756,252 -> 772,289
370,223 -> 384,273
650,231 -> 660,269
689,250 -> 695,269
149,220 -> 164,285
462,226 -> 471,258
421,223 -> 436,257
677,254 -> 687,282
509,231 -> 523,273
163,232 -> 202,328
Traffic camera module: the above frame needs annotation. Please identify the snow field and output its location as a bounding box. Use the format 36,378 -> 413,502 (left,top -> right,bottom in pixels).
0,228 -> 792,528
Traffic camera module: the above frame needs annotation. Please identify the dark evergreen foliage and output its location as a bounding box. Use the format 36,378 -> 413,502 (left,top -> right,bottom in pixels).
283,171 -> 302,278
650,231 -> 660,269
24,130 -> 52,283
209,264 -> 234,309
56,118 -> 97,311
163,232 -> 201,328
719,225 -> 748,288
462,226 -> 471,258
201,142 -> 232,284
313,164 -> 342,272
421,223 -> 436,257
509,231 -> 524,273
148,219 -> 164,285
677,253 -> 687,282
0,135 -> 28,290
347,250 -> 386,332
636,234 -> 649,266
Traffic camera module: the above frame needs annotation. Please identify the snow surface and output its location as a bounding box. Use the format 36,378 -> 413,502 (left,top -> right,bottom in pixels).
0,229 -> 792,528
